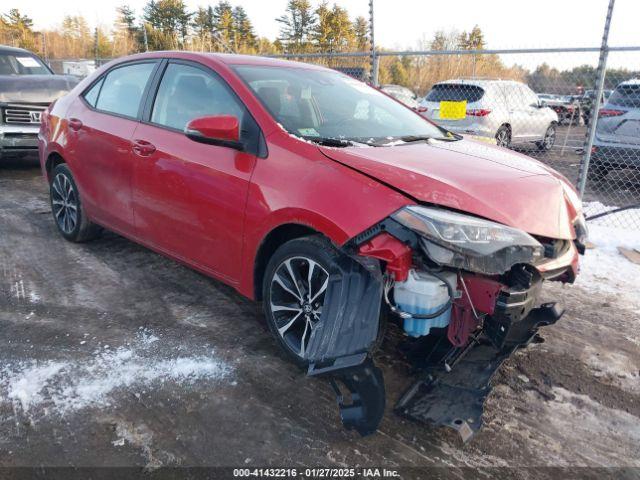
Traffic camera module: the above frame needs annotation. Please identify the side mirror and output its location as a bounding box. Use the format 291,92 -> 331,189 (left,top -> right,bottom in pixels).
185,115 -> 244,151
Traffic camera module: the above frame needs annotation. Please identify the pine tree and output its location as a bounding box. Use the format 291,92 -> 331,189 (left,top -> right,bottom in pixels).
212,1 -> 235,51
312,3 -> 354,53
142,0 -> 191,49
233,6 -> 257,52
352,16 -> 368,52
276,0 -> 316,53
1,9 -> 35,49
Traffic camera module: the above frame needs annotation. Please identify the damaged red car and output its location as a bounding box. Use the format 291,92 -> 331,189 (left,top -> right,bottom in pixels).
38,52 -> 587,440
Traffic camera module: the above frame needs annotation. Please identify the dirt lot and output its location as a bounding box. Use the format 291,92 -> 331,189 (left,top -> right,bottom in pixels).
0,157 -> 639,478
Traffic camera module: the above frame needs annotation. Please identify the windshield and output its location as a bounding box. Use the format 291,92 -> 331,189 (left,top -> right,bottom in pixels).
0,52 -> 51,75
234,65 -> 451,145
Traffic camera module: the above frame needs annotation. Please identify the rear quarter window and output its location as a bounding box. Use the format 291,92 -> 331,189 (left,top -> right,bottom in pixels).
425,84 -> 485,103
609,84 -> 640,108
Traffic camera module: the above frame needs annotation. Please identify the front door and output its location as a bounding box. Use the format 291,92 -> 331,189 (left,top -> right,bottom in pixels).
131,61 -> 258,283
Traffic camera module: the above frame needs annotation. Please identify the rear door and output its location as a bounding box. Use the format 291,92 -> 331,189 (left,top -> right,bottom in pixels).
68,61 -> 158,233
597,84 -> 640,146
502,84 -> 530,140
131,60 -> 260,282
520,84 -> 549,139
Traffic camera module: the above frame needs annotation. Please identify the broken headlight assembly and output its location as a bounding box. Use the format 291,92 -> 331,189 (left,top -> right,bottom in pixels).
391,205 -> 544,274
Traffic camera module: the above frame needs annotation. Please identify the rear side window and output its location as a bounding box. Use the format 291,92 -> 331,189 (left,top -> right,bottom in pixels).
95,62 -> 156,118
151,62 -> 245,131
609,84 -> 640,108
425,84 -> 485,103
83,78 -> 103,107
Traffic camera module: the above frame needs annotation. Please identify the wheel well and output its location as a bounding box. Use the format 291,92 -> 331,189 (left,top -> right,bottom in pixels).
253,223 -> 319,300
45,153 -> 65,181
500,123 -> 511,133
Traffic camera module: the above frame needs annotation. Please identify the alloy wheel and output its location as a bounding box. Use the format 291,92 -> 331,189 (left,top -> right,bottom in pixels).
269,256 -> 329,359
544,126 -> 556,149
51,173 -> 78,235
496,128 -> 510,147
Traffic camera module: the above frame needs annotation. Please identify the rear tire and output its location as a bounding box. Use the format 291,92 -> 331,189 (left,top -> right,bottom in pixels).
495,125 -> 511,148
50,163 -> 101,242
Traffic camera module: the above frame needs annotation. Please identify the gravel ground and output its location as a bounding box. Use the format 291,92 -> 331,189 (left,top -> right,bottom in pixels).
0,158 -> 639,478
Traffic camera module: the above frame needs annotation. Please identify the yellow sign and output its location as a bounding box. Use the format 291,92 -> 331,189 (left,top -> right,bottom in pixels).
439,101 -> 467,120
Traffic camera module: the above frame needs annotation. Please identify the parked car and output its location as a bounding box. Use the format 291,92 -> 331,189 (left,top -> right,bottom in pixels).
0,45 -> 78,160
580,88 -> 612,126
419,79 -> 559,150
590,79 -> 640,181
540,94 -> 581,125
39,52 -> 585,438
380,84 -> 420,109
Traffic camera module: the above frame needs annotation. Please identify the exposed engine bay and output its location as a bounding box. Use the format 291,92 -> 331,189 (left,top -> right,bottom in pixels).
306,205 -> 584,440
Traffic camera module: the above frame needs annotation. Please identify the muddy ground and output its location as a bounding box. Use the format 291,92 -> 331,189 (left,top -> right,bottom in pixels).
0,157 -> 639,479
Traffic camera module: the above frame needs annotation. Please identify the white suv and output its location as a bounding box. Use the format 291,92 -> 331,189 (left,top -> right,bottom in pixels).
419,79 -> 559,150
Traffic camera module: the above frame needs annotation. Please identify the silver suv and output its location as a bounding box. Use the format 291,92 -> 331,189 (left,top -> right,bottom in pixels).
419,79 -> 558,150
590,79 -> 640,181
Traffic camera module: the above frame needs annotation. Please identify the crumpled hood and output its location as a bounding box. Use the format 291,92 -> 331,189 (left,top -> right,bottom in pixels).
319,139 -> 577,240
0,75 -> 79,103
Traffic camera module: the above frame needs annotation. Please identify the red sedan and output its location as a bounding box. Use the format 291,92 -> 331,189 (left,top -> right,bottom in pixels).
38,52 -> 586,438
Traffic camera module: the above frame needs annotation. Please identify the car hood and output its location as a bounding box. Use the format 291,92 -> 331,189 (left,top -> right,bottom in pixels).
319,139 -> 577,240
0,75 -> 79,103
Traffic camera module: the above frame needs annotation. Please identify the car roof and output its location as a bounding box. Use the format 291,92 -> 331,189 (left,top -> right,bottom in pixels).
433,78 -> 524,88
618,78 -> 640,87
0,44 -> 36,55
121,51 -> 328,71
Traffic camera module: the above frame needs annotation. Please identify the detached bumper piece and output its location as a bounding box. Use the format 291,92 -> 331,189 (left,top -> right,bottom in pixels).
395,302 -> 564,442
305,252 -> 385,436
329,358 -> 386,436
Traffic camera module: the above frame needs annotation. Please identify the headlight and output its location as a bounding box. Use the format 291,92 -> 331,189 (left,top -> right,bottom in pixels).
392,205 -> 544,274
574,213 -> 589,246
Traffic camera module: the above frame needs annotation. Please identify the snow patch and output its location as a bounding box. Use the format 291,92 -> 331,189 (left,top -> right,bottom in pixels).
574,210 -> 640,313
0,331 -> 232,419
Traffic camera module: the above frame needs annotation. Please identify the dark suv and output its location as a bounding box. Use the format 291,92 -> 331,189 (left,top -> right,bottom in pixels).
0,45 -> 78,160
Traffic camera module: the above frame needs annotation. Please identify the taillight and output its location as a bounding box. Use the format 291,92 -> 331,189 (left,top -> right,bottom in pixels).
598,109 -> 624,117
416,106 -> 428,113
466,109 -> 492,117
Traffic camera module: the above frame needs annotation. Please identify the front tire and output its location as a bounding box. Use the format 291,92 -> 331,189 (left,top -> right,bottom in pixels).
50,163 -> 101,242
537,124 -> 556,151
262,236 -> 340,367
495,125 -> 511,148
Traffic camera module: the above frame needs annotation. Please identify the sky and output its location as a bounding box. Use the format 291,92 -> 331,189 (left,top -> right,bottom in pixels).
8,0 -> 640,69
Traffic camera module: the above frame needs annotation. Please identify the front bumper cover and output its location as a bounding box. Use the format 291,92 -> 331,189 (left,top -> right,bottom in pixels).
0,124 -> 40,156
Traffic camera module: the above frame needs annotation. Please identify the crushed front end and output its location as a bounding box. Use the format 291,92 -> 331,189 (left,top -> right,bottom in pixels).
329,204 -> 584,440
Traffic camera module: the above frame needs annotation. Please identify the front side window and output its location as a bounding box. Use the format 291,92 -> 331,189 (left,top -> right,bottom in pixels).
0,52 -> 50,75
235,65 -> 451,145
151,63 -> 245,131
95,62 -> 156,118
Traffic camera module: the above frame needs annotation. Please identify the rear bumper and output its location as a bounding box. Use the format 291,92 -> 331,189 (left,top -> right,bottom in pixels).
0,124 -> 39,157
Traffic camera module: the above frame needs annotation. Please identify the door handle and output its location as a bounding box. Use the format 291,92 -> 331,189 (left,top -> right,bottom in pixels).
132,139 -> 156,156
68,118 -> 83,131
